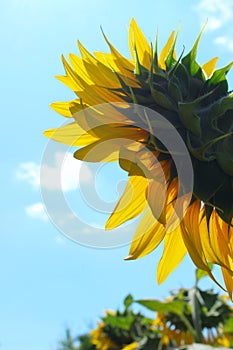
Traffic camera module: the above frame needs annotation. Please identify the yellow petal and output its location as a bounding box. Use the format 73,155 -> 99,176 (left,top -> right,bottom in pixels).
157,226 -> 187,284
166,178 -> 179,205
50,99 -> 87,118
69,100 -> 89,115
208,211 -> 232,271
200,215 -> 218,263
71,108 -> 147,142
94,50 -> 137,85
74,138 -> 130,162
106,175 -> 148,229
182,205 -> 226,290
63,54 -> 120,105
76,78 -> 125,105
122,342 -> 139,350
43,123 -> 98,146
158,31 -> 175,70
68,53 -> 92,84
77,42 -> 120,87
73,104 -> 134,131
221,266 -> 233,300
61,55 -> 84,90
50,101 -> 73,117
94,51 -> 119,70
181,201 -> 210,271
202,57 -> 218,78
101,32 -> 138,84
129,18 -> 151,70
56,74 -> 78,91
125,209 -> 166,260
146,178 -> 167,224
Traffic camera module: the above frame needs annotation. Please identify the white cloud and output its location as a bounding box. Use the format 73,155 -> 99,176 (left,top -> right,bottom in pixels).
25,202 -> 48,221
16,152 -> 92,192
54,235 -> 66,245
195,0 -> 233,30
214,36 -> 233,51
16,162 -> 40,188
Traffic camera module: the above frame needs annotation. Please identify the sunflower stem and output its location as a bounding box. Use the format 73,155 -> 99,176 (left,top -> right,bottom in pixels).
190,285 -> 203,343
179,313 -> 197,340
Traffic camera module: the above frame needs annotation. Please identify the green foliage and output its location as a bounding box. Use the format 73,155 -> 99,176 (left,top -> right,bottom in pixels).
135,268 -> 233,344
100,295 -> 161,348
57,269 -> 233,350
135,299 -> 186,316
57,329 -> 79,350
77,335 -> 96,350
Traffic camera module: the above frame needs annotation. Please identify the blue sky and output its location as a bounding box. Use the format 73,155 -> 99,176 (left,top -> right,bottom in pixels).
2,0 -> 233,349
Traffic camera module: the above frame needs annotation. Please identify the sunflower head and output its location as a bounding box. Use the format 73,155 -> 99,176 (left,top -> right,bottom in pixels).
154,287 -> 233,346
44,19 -> 233,297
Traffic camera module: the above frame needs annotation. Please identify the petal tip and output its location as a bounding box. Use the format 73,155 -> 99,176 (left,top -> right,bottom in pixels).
124,255 -> 134,261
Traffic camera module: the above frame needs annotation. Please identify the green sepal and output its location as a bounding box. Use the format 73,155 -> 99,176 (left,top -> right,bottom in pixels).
192,158 -> 227,202
152,30 -> 164,75
165,27 -> 180,70
214,179 -> 233,226
134,46 -> 150,79
179,103 -> 201,137
168,160 -> 178,187
181,25 -> 206,80
208,94 -> 233,128
207,61 -> 233,86
150,84 -> 177,111
168,45 -> 185,78
168,80 -> 183,102
203,204 -> 213,229
205,62 -> 233,101
131,90 -> 154,105
179,89 -> 216,137
112,69 -> 134,97
216,136 -> 233,176
173,62 -> 190,99
187,131 -> 233,161
217,109 -> 233,134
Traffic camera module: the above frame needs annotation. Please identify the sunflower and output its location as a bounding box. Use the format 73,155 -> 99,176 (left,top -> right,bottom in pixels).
90,322 -> 118,350
44,19 -> 233,296
153,289 -> 233,347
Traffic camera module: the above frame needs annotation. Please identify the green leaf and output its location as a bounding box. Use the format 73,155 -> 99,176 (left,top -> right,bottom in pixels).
195,265 -> 213,284
135,299 -> 185,316
103,315 -> 135,331
223,317 -> 233,334
124,294 -> 133,310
